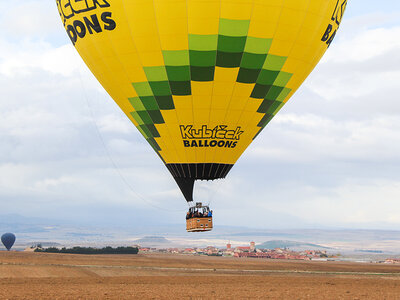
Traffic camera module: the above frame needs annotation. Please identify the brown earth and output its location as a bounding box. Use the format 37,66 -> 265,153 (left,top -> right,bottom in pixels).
1,251 -> 400,299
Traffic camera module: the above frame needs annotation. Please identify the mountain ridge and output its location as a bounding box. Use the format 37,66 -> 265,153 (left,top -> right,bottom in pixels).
257,240 -> 330,250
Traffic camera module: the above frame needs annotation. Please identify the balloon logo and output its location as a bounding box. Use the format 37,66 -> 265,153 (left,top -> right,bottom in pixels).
56,0 -> 347,202
1,233 -> 16,251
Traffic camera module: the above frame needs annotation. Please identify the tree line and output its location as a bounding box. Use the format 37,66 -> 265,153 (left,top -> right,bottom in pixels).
34,246 -> 139,255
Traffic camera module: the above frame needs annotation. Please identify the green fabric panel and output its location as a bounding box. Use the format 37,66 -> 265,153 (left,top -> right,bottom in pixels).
189,34 -> 218,51
274,71 -> 293,87
240,52 -> 267,69
257,69 -> 280,85
163,50 -> 190,66
257,113 -> 274,127
166,66 -> 191,81
219,18 -> 250,36
128,97 -> 145,111
217,35 -> 247,53
265,86 -> 284,101
190,66 -> 215,81
149,81 -> 171,96
148,110 -> 165,124
146,124 -> 160,137
143,66 -> 168,81
276,87 -> 292,102
169,81 -> 191,95
263,54 -> 287,71
140,96 -> 159,110
237,68 -> 261,84
138,125 -> 152,138
216,51 -> 243,68
244,37 -> 272,54
155,95 -> 175,110
137,111 -> 153,125
137,125 -> 149,138
257,99 -> 275,113
250,84 -> 272,99
272,101 -> 285,114
132,82 -> 153,96
130,111 -> 144,125
189,50 -> 217,67
266,101 -> 282,114
147,138 -> 161,151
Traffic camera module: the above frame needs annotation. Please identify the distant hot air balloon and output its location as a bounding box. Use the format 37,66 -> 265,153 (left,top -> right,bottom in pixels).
1,233 -> 16,251
56,0 -> 347,231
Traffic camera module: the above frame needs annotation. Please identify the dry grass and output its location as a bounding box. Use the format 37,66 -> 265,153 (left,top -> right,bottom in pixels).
1,251 -> 400,299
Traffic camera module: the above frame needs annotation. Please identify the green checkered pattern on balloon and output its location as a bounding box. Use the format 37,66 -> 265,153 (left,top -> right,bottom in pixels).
129,18 -> 293,151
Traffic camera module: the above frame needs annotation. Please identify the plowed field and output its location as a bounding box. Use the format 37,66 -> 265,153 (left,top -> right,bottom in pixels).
1,252 -> 400,299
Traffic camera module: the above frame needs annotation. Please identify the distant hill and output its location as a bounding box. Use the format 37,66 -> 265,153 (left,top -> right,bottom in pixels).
257,240 -> 330,250
134,236 -> 170,245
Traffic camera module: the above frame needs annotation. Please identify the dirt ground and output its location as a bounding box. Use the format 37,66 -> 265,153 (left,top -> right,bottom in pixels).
1,252 -> 400,299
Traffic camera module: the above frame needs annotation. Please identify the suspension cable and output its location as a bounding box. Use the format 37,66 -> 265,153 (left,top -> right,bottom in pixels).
76,67 -> 182,212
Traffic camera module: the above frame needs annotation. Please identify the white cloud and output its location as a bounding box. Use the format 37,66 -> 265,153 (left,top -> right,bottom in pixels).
324,26 -> 400,63
283,179 -> 400,225
97,114 -> 134,134
0,40 -> 84,77
0,1 -> 62,39
309,25 -> 400,100
250,114 -> 400,164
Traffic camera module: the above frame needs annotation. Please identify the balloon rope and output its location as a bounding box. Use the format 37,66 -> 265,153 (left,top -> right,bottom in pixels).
76,68 -> 182,213
207,179 -> 224,207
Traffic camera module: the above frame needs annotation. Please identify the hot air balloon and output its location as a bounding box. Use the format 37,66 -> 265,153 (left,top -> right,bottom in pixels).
1,233 -> 16,251
56,0 -> 347,231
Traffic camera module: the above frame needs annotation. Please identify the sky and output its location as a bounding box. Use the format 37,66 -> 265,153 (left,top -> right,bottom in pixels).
1,0 -> 400,230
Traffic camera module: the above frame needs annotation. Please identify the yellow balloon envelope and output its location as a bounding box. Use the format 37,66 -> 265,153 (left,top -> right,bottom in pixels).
57,0 -> 347,201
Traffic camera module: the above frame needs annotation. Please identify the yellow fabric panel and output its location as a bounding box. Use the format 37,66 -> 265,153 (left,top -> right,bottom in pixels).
188,0 -> 220,35
192,82 -> 214,96
214,67 -> 240,82
220,0 -> 254,20
193,109 -> 211,127
193,95 -> 213,110
155,0 -> 189,50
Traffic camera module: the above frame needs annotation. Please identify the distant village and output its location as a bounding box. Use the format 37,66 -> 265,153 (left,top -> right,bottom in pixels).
21,240 -> 400,264
136,241 -> 332,261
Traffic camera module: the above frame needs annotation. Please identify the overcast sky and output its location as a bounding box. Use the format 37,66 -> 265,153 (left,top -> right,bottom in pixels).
1,0 -> 400,230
